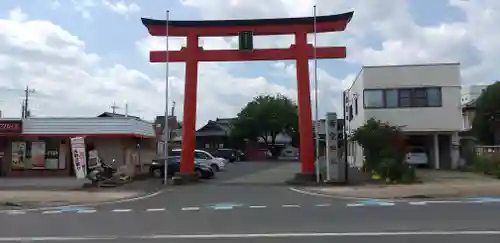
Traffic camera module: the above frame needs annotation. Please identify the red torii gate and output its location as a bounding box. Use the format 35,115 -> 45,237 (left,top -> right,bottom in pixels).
141,11 -> 353,182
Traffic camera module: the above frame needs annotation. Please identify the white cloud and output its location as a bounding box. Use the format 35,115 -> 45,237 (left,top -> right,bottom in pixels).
8,8 -> 28,22
71,0 -> 95,19
101,0 -> 141,17
70,0 -> 141,19
49,1 -> 61,10
0,8 -> 158,121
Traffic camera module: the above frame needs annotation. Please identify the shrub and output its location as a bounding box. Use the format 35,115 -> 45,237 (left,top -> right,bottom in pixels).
350,118 -> 415,183
470,152 -> 500,178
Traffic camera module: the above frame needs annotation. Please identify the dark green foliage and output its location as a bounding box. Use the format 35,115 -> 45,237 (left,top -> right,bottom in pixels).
230,94 -> 298,146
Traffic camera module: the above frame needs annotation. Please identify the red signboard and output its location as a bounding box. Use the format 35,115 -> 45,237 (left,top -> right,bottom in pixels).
0,121 -> 22,133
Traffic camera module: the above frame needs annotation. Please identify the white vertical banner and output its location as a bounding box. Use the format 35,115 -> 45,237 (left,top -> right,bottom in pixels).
70,137 -> 87,179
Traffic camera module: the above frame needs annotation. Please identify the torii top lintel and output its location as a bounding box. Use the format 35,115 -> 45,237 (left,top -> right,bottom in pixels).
141,11 -> 353,37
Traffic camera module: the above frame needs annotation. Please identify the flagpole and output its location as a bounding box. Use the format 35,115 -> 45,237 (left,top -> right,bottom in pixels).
313,5 -> 321,184
163,10 -> 170,185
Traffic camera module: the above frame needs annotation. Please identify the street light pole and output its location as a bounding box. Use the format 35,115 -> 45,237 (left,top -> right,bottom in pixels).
313,5 -> 321,184
163,10 -> 170,185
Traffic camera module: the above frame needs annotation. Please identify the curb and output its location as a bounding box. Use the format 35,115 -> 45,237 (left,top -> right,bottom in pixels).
0,188 -> 165,213
289,187 -> 500,202
289,187 -> 446,202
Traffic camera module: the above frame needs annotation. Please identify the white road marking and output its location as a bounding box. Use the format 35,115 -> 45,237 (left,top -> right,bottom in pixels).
282,204 -> 300,208
111,209 -> 132,212
248,205 -> 267,209
181,207 -> 200,211
424,200 -> 469,204
2,230 -> 500,241
213,206 -> 233,210
41,211 -> 61,214
408,201 -> 428,205
346,203 -> 364,207
378,202 -> 395,206
146,208 -> 166,212
0,189 -> 165,213
6,211 -> 25,215
77,210 -> 97,213
315,203 -> 331,207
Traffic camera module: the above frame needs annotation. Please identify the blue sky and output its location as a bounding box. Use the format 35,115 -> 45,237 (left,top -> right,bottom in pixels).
0,0 -> 498,127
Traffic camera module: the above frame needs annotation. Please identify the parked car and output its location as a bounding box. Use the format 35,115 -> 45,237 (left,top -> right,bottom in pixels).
171,149 -> 227,172
405,146 -> 428,165
149,156 -> 215,179
214,148 -> 238,162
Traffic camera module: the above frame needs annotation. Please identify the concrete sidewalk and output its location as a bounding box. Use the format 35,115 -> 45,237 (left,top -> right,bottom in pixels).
0,190 -> 140,208
0,178 -> 160,208
299,171 -> 500,199
0,178 -> 85,190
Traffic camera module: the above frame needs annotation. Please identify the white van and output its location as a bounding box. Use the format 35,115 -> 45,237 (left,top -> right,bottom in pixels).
171,149 -> 226,172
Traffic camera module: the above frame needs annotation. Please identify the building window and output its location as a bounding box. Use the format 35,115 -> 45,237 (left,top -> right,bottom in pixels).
384,89 -> 398,108
364,87 -> 443,109
363,90 -> 384,108
426,87 -> 442,107
398,89 -> 412,107
412,88 -> 427,107
354,97 -> 358,115
348,105 -> 353,121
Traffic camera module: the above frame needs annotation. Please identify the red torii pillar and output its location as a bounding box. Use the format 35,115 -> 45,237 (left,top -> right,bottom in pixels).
141,12 -> 353,182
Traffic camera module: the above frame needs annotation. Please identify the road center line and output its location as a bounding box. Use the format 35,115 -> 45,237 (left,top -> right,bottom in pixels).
111,209 -> 132,212
346,203 -> 364,207
2,230 -> 500,241
282,204 -> 300,208
146,208 -> 166,212
77,210 -> 97,213
249,205 -> 267,208
315,203 -> 331,207
181,207 -> 200,211
408,201 -> 428,205
41,211 -> 61,214
6,211 -> 25,215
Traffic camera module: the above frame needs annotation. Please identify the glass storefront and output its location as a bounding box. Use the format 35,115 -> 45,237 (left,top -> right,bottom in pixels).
11,137 -> 66,170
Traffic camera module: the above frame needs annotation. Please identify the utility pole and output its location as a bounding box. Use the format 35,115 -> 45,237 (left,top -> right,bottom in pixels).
110,101 -> 120,114
21,101 -> 25,119
171,101 -> 176,116
23,86 -> 35,118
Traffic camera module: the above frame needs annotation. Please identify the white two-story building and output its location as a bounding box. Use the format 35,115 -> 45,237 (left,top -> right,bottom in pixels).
345,63 -> 463,170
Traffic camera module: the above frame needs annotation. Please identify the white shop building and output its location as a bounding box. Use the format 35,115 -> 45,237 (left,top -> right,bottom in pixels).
0,114 -> 157,177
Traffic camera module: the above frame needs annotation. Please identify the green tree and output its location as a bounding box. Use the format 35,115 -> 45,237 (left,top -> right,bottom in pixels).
230,94 -> 298,146
350,118 -> 413,182
472,82 -> 500,145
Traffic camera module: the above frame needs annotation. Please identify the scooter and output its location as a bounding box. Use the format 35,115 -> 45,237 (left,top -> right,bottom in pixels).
87,159 -> 118,186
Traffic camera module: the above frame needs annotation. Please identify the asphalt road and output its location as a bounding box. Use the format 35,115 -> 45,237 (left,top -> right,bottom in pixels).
1,161 -> 500,242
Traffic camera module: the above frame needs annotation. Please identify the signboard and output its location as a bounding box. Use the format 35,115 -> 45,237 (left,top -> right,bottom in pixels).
325,112 -> 345,182
70,137 -> 87,179
0,121 -> 22,133
45,149 -> 59,169
87,150 -> 100,169
11,142 -> 26,169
